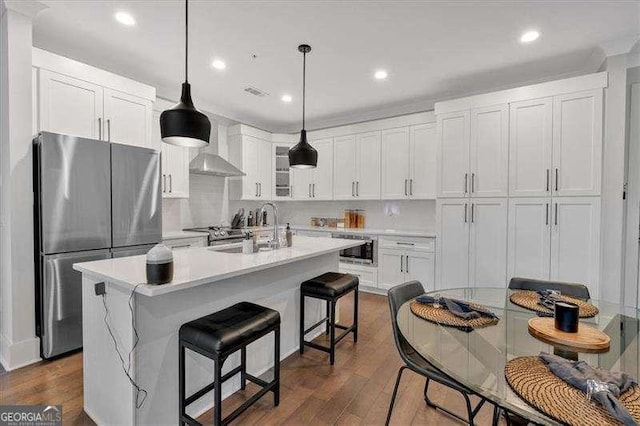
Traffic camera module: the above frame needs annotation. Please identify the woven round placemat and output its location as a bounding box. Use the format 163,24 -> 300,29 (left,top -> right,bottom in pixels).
410,301 -> 499,332
505,356 -> 640,426
509,290 -> 599,318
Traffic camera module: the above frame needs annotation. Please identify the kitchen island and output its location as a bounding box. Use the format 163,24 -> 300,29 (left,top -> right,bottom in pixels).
74,236 -> 363,425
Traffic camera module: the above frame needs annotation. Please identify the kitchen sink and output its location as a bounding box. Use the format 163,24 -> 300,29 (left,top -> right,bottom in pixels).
208,245 -> 274,254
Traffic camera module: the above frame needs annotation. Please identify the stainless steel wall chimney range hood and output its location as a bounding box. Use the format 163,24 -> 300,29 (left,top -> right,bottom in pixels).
189,153 -> 245,177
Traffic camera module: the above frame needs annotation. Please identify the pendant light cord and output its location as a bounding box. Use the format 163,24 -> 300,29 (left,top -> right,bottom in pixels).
185,0 -> 189,83
302,50 -> 306,130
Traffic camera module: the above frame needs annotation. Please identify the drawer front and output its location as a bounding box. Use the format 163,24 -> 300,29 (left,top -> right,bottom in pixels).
379,236 -> 435,253
338,263 -> 378,287
163,237 -> 207,250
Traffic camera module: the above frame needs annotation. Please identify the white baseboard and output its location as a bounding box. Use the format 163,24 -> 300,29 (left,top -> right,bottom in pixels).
0,334 -> 41,371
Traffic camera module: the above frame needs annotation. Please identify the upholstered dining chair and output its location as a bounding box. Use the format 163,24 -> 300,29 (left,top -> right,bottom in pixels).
386,281 -> 490,426
508,277 -> 591,300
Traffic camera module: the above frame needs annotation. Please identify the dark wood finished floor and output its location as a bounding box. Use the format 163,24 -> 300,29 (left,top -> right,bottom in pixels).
0,292 -> 501,425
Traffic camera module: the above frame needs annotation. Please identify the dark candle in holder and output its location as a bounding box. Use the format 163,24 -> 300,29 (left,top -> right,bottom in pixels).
555,301 -> 579,333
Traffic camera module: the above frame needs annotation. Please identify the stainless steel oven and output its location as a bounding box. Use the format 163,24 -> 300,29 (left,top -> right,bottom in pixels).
332,233 -> 377,266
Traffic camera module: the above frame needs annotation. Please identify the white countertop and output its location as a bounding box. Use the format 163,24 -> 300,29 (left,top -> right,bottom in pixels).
291,225 -> 436,238
74,236 -> 362,297
162,230 -> 209,240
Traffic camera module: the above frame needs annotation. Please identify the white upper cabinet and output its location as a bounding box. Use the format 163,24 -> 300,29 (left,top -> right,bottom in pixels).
153,110 -> 189,198
552,90 -> 603,196
35,53 -> 154,150
409,123 -> 437,199
355,131 -> 381,199
103,88 -> 152,148
509,98 -> 553,197
381,124 -> 434,199
437,111 -> 470,198
333,135 -> 358,200
470,105 -> 508,197
382,127 -> 411,199
292,168 -> 312,199
38,69 -> 103,140
468,198 -> 508,287
333,132 -> 381,199
229,135 -> 272,200
507,198 -> 551,281
550,197 -> 600,294
436,198 -> 470,289
310,138 -> 333,200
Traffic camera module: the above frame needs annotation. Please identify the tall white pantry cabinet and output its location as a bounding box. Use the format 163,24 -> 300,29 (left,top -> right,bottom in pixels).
435,73 -> 606,297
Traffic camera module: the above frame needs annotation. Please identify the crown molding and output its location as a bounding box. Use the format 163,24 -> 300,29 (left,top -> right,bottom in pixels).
2,0 -> 47,19
599,34 -> 640,57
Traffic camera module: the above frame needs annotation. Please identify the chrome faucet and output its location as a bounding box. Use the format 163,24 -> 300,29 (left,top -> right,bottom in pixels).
259,202 -> 280,249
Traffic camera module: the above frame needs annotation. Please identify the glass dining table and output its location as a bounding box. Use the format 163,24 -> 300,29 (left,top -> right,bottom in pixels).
396,287 -> 640,425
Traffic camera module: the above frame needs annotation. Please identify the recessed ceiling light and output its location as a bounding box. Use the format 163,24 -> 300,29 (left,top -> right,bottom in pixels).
374,70 -> 388,80
520,30 -> 540,43
281,94 -> 292,103
211,59 -> 226,70
114,11 -> 136,26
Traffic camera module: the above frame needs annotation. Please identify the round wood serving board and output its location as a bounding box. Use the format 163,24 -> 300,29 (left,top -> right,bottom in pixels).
527,317 -> 610,352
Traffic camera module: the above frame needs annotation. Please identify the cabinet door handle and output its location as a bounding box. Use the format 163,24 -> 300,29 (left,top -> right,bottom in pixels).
464,203 -> 468,223
162,174 -> 166,193
352,182 -> 355,197
98,117 -> 102,140
356,181 -> 359,197
471,173 -> 475,193
172,244 -> 191,249
545,203 -> 549,226
546,169 -> 550,192
169,174 -> 172,193
107,119 -> 111,141
400,255 -> 404,272
555,168 -> 559,191
409,179 -> 413,196
404,179 -> 408,196
554,202 -> 558,226
256,183 -> 259,197
464,173 -> 468,194
396,242 -> 415,246
314,183 -> 316,197
308,184 -> 311,198
471,203 -> 475,223
405,255 -> 409,274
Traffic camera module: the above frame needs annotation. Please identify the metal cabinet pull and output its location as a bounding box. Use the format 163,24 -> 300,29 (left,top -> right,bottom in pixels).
313,183 -> 316,198
545,203 -> 549,226
356,181 -> 359,196
546,169 -> 550,192
400,255 -> 404,272
409,179 -> 413,196
169,174 -> 172,193
309,184 -> 312,198
405,255 -> 409,273
464,203 -> 468,223
107,119 -> 111,141
404,179 -> 408,196
555,168 -> 559,191
464,173 -> 468,193
554,202 -> 558,226
162,174 -> 166,193
396,242 -> 415,246
256,183 -> 259,197
471,203 -> 475,223
471,173 -> 475,193
172,244 -> 191,249
98,117 -> 102,140
352,182 -> 355,197
258,183 -> 261,197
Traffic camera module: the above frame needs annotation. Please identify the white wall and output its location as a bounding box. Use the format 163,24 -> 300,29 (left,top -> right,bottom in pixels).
0,1 -> 45,371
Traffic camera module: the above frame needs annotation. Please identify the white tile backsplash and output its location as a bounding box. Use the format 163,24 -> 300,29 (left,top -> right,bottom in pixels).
228,199 -> 435,232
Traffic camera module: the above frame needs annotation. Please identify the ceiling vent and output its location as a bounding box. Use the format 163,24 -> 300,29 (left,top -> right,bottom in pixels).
244,86 -> 269,97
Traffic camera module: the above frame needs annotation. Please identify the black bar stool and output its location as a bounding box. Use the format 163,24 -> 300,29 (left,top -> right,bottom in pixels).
299,272 -> 359,365
179,302 -> 280,426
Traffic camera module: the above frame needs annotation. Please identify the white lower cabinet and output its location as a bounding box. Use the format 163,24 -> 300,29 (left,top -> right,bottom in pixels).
338,263 -> 378,289
507,196 -> 600,296
378,237 -> 435,291
436,198 -> 507,289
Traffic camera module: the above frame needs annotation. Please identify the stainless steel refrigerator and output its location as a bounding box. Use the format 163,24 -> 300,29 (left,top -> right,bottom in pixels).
33,132 -> 161,359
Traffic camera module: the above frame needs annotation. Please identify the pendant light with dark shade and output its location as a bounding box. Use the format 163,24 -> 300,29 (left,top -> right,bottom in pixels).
160,0 -> 211,148
288,44 -> 318,169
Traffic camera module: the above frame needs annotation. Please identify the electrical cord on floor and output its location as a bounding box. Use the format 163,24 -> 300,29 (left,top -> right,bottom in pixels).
101,283 -> 148,408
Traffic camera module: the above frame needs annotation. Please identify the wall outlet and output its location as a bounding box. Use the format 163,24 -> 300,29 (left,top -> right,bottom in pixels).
94,282 -> 106,296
